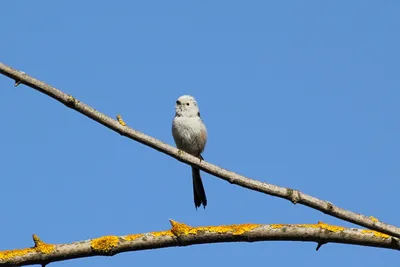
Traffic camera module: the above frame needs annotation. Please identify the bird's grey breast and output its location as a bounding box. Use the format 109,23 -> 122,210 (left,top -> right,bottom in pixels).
172,116 -> 206,156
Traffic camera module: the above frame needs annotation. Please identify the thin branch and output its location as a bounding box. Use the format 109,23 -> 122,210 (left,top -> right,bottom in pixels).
0,220 -> 398,266
0,62 -> 399,239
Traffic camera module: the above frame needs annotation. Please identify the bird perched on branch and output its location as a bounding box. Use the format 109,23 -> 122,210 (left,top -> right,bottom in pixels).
172,95 -> 208,209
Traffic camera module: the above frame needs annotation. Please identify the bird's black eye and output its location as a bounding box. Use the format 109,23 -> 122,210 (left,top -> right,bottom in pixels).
176,100 -> 181,105
186,103 -> 190,106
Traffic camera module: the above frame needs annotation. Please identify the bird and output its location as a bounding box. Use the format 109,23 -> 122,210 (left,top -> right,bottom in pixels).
172,95 -> 208,209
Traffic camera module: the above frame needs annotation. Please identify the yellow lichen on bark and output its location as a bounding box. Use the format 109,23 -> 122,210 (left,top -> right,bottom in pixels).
0,248 -> 35,261
91,236 -> 119,252
169,220 -> 261,236
271,221 -> 345,232
361,230 -> 390,239
270,224 -> 286,229
151,230 -> 175,237
124,234 -> 144,241
313,221 -> 345,232
271,222 -> 390,238
0,235 -> 55,261
197,224 -> 261,235
369,216 -> 379,222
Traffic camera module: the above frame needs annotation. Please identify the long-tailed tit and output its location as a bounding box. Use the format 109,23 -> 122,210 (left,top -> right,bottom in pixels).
172,95 -> 208,209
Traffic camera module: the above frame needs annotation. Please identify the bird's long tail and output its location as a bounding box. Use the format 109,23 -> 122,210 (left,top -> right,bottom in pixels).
191,167 -> 207,209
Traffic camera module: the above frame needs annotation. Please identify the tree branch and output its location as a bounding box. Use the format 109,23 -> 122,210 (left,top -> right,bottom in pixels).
0,220 -> 398,266
0,62 -> 399,239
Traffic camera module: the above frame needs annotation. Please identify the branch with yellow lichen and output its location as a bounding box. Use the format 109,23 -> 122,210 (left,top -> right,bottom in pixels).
0,220 -> 398,266
0,62 -> 399,240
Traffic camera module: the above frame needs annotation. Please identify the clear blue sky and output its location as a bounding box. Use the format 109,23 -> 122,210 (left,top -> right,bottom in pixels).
1,1 -> 399,266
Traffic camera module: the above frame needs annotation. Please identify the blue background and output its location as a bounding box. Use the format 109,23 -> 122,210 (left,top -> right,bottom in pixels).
1,1 -> 399,266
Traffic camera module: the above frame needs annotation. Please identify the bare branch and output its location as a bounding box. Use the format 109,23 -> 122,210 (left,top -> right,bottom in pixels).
0,62 -> 399,239
0,220 -> 398,266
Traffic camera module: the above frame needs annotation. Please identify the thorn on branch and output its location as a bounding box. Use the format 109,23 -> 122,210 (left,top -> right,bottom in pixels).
32,234 -> 55,254
32,234 -> 41,247
14,71 -> 25,87
316,241 -> 327,251
169,219 -> 190,237
169,219 -> 189,246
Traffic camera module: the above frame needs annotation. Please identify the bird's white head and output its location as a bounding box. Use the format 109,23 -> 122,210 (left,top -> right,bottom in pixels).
175,95 -> 200,117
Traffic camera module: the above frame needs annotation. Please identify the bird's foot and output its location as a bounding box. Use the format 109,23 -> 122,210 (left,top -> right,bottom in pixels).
177,149 -> 184,156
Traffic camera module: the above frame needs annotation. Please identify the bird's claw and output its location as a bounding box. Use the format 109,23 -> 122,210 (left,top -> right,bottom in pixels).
177,149 -> 184,156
